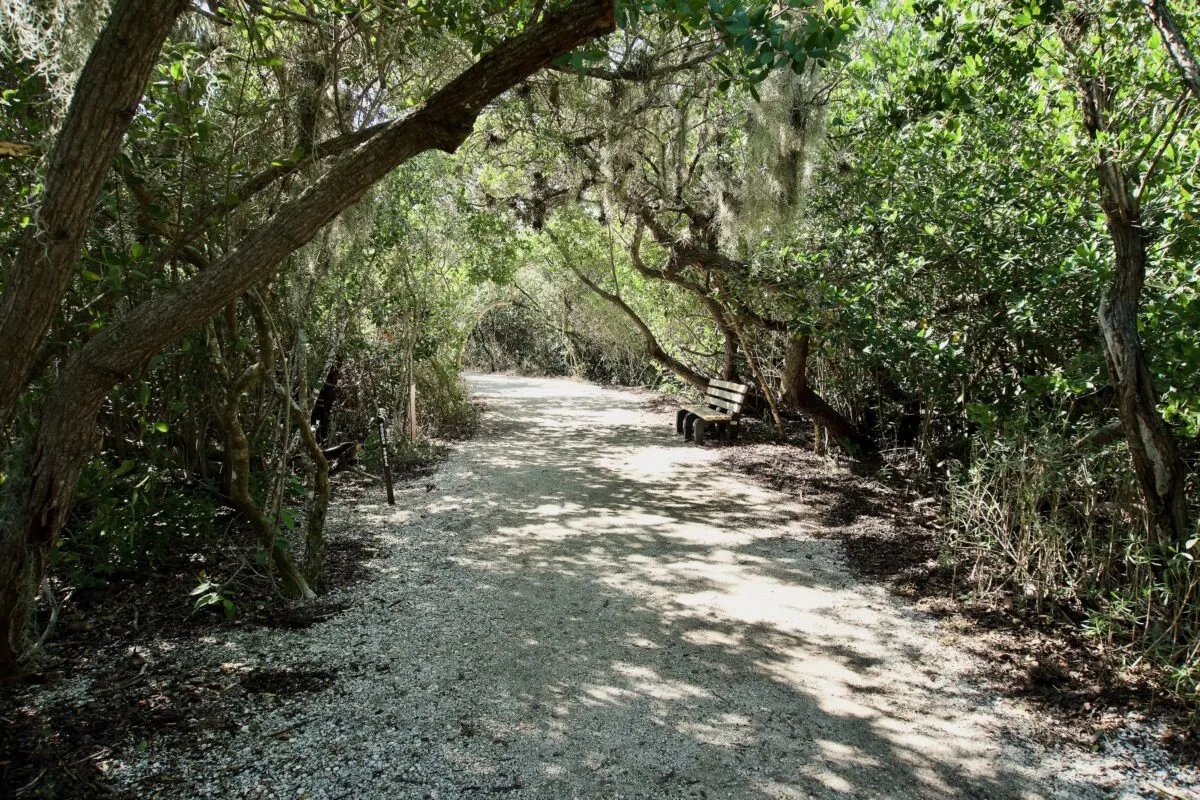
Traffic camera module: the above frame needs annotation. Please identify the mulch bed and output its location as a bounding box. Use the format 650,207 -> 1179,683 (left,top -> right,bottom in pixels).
0,471 -> 398,800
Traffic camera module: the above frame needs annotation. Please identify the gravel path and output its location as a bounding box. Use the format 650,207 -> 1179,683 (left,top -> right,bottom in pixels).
109,373 -> 1122,799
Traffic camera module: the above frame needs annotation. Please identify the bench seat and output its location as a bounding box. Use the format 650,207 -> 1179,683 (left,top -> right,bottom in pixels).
680,404 -> 735,423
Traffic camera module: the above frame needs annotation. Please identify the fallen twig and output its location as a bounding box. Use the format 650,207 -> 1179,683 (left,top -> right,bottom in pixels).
270,720 -> 308,739
1146,782 -> 1199,800
98,661 -> 149,696
14,768 -> 46,797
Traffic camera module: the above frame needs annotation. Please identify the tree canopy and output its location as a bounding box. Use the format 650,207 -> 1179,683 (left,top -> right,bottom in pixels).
1,0 -> 1198,709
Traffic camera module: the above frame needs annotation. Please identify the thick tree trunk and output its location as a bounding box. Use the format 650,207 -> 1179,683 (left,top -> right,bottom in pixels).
1097,286 -> 1188,545
0,0 -> 189,436
720,331 -> 738,381
780,335 -> 878,461
1080,76 -> 1190,547
781,334 -> 810,405
0,0 -> 616,679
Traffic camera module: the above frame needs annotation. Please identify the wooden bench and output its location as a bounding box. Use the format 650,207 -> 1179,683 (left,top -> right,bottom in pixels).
675,379 -> 750,445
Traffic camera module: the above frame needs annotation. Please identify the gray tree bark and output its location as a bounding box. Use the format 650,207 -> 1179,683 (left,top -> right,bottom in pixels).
1143,0 -> 1200,104
1080,74 -> 1190,547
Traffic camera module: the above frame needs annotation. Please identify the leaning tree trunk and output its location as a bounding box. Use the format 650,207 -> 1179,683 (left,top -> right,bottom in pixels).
1080,76 -> 1189,547
569,265 -> 710,391
0,0 -> 189,436
1143,0 -> 1200,104
0,0 -> 617,680
780,335 -> 878,461
623,222 -> 735,386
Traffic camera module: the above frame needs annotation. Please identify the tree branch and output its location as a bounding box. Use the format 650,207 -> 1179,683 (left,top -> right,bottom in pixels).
1143,0 -> 1200,104
550,48 -> 719,83
567,261 -> 709,390
14,0 -> 618,578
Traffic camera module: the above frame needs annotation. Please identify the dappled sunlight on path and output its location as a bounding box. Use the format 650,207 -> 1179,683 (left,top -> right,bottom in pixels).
390,374 -> 1095,798
110,373 -> 1103,799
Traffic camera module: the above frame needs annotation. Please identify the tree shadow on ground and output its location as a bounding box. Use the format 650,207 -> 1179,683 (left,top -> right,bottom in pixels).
100,374 -> 1102,799
322,374 -> 1097,799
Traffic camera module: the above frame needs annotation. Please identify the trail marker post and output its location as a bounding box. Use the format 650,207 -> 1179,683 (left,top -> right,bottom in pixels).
376,409 -> 395,505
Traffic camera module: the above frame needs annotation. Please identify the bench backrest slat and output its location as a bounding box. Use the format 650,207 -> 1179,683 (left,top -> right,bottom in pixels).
703,380 -> 749,415
705,396 -> 740,414
706,385 -> 745,405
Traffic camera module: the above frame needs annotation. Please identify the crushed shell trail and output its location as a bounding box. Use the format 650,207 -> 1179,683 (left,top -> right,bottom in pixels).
110,374 -> 1125,799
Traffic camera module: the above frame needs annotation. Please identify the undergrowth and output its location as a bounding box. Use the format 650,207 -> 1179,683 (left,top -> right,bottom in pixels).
947,428 -> 1200,711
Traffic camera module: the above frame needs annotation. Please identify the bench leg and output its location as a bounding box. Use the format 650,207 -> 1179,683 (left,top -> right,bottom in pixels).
676,408 -> 689,435
731,421 -> 740,440
694,418 -> 707,445
683,413 -> 697,441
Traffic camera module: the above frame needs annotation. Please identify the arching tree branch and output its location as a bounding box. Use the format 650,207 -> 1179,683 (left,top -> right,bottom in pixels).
0,0 -> 618,679
567,263 -> 709,391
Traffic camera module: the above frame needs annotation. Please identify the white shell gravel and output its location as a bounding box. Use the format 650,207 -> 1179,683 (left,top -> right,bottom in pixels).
104,374 -> 1198,799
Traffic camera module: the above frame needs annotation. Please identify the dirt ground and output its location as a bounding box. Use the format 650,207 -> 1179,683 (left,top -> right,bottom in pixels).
4,374 -> 1196,799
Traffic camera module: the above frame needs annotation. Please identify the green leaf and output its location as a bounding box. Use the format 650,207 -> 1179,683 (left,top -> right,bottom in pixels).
193,593 -> 223,610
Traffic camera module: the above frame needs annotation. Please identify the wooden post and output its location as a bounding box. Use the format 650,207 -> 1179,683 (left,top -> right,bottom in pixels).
376,410 -> 395,506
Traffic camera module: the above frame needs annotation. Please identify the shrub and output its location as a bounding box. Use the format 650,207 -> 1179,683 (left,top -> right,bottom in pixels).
948,424 -> 1199,702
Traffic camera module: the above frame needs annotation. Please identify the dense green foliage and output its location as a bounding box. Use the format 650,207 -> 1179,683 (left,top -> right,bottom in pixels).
1,0 -> 1198,703
458,0 -> 1200,697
